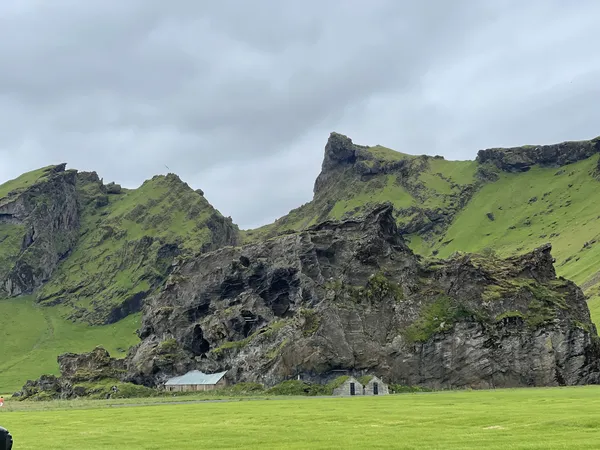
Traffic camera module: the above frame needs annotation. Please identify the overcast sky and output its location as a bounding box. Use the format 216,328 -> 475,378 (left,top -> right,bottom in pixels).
1,1 -> 599,229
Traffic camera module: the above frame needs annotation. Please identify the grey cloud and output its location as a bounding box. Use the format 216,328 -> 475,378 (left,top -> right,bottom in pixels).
0,0 -> 599,227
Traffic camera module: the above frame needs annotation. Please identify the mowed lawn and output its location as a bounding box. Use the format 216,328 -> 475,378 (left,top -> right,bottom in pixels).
2,387 -> 600,449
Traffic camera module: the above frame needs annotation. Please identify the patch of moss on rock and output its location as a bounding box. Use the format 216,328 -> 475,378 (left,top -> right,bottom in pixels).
328,272 -> 404,305
212,320 -> 288,355
299,308 -> 321,337
525,299 -> 556,328
404,296 -> 474,343
495,311 -> 525,322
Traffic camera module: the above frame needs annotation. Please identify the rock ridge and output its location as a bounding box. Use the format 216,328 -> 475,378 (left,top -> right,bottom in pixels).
122,203 -> 600,389
476,137 -> 600,172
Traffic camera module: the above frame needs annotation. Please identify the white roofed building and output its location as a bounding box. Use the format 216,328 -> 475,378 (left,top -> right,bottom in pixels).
164,370 -> 228,392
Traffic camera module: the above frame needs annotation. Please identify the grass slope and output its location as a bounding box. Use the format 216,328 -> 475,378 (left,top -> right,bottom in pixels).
3,387 -> 600,449
413,155 -> 600,324
0,164 -> 56,201
0,296 -> 140,393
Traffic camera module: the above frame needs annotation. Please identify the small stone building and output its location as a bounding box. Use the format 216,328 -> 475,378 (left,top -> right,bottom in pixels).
331,375 -> 389,396
164,370 -> 228,392
332,377 -> 364,396
363,376 -> 389,396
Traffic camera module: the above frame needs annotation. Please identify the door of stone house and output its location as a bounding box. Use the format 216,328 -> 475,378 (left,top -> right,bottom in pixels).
373,382 -> 379,395
350,382 -> 356,395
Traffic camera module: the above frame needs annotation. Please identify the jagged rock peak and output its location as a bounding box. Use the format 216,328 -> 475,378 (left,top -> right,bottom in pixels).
321,132 -> 359,171
50,163 -> 68,174
143,173 -> 193,192
308,202 -> 402,244
314,132 -> 370,195
476,137 -> 600,173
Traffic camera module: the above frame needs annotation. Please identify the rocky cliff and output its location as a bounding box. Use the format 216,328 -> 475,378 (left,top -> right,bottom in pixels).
126,204 -> 600,389
0,164 -> 80,296
0,163 -> 240,325
35,172 -> 240,324
476,137 -> 600,172
247,132 -> 475,243
314,132 -> 416,195
14,347 -> 152,400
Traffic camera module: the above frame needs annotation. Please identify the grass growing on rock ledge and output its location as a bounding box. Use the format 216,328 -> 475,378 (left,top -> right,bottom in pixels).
2,386 -> 600,449
0,164 -> 57,201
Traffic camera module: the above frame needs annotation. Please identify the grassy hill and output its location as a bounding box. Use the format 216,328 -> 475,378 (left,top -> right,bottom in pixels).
413,155 -> 600,323
36,172 -> 239,324
2,131 -> 600,392
0,296 -> 140,392
0,167 -> 238,391
244,136 -> 479,243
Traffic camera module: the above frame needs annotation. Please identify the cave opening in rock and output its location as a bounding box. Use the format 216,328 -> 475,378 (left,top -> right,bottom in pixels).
190,324 -> 210,355
261,268 -> 300,317
186,303 -> 210,322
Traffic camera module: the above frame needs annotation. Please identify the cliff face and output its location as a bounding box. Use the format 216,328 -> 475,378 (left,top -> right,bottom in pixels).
246,132 -> 475,245
126,204 -> 600,389
476,137 -> 600,172
0,164 -> 80,296
36,172 -> 240,324
313,132 -> 414,196
0,163 -> 240,325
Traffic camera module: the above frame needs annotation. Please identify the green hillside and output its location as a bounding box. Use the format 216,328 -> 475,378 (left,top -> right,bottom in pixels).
0,296 -> 140,392
412,155 -> 600,323
2,131 -> 600,392
0,164 -> 56,200
244,137 -> 478,243
0,167 -> 238,391
36,173 -> 239,324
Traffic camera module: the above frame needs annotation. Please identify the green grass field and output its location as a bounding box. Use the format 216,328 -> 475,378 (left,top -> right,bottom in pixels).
2,386 -> 600,449
0,297 -> 140,393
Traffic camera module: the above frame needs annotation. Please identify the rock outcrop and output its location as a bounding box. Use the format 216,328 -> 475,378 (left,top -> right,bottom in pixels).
0,164 -> 80,296
14,347 -> 130,400
314,132 -> 412,195
476,137 -> 600,172
125,203 -> 600,390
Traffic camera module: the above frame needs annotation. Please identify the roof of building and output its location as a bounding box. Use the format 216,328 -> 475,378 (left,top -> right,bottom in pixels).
165,370 -> 227,386
365,376 -> 385,384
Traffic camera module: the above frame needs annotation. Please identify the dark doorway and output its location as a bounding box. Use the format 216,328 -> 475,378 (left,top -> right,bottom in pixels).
350,383 -> 356,396
373,382 -> 379,395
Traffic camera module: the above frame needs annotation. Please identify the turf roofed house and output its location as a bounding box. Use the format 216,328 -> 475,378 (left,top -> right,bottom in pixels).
362,376 -> 389,396
332,376 -> 389,396
332,377 -> 363,396
164,370 -> 228,392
